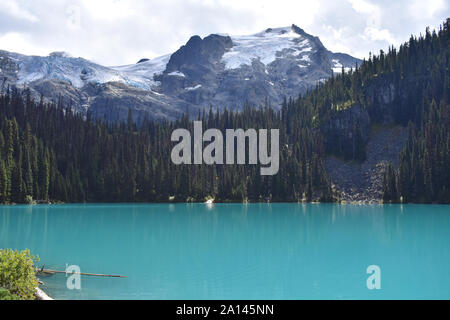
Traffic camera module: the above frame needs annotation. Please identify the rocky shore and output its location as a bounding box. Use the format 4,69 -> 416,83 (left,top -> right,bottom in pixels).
35,287 -> 53,300
325,126 -> 408,204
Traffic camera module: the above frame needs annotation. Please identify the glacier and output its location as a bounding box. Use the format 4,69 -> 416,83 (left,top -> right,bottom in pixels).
221,27 -> 313,70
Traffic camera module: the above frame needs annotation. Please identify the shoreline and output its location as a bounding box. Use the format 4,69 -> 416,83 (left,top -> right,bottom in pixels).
35,287 -> 53,300
1,199 -> 448,205
0,200 -> 448,206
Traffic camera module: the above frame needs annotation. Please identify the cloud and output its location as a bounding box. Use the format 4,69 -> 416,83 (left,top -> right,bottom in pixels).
348,0 -> 381,27
409,0 -> 447,20
0,0 -> 448,65
364,27 -> 396,44
304,0 -> 447,58
0,1 -> 38,22
0,32 -> 48,55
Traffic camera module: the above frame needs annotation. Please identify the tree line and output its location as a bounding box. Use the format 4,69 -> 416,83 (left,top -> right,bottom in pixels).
0,92 -> 331,203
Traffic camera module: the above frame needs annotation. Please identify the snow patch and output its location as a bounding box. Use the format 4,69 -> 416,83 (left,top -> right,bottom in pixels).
168,71 -> 185,77
222,26 -> 312,70
299,55 -> 311,62
332,59 -> 342,68
331,59 -> 352,74
185,84 -> 202,91
332,67 -> 352,74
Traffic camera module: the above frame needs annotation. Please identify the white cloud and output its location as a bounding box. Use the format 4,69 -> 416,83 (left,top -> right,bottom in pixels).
0,1 -> 38,22
365,27 -> 396,44
409,0 -> 447,20
81,0 -> 136,21
348,0 -> 381,27
0,32 -> 49,55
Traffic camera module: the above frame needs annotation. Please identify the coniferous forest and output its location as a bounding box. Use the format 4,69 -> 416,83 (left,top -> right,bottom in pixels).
0,20 -> 449,204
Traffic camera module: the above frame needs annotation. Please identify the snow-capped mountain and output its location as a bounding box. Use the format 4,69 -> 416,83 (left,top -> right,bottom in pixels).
0,25 -> 361,121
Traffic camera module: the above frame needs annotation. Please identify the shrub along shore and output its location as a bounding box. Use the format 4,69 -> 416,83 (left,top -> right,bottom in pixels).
0,248 -> 52,300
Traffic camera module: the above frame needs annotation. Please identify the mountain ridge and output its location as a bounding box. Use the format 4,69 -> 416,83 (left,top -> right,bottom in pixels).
0,25 -> 361,122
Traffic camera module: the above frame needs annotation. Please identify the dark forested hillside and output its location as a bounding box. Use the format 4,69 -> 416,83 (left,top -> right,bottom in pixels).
0,20 -> 448,204
288,19 -> 450,203
0,93 -> 330,203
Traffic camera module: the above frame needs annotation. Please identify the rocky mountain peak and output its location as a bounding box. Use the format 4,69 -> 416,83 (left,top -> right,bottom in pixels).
0,25 -> 362,122
165,34 -> 233,72
291,24 -> 309,36
48,51 -> 73,58
137,58 -> 150,64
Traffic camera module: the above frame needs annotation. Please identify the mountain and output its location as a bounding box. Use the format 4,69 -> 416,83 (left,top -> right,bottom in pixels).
0,21 -> 448,204
0,25 -> 360,122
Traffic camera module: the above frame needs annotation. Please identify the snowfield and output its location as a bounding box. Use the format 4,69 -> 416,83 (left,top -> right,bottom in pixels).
221,27 -> 313,70
110,54 -> 171,89
11,51 -> 128,89
4,49 -> 171,92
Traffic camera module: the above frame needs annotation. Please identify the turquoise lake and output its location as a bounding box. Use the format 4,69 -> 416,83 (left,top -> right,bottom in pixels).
0,203 -> 449,299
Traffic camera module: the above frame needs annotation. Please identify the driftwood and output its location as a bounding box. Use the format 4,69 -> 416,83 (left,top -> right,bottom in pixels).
37,268 -> 127,278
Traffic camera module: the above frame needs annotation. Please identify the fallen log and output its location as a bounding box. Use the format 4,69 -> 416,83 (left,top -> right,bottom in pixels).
37,268 -> 127,278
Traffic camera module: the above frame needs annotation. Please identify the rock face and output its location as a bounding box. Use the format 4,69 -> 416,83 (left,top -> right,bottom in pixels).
155,25 -> 360,113
0,25 -> 360,121
325,126 -> 409,203
325,106 -> 371,138
322,105 -> 371,159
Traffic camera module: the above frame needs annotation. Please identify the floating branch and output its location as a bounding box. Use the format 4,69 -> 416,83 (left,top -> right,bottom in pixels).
36,268 -> 127,278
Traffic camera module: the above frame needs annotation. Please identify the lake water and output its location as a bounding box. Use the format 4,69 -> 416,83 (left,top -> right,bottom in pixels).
0,203 -> 449,300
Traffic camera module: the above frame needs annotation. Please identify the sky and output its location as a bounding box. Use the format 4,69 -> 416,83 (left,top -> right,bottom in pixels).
0,0 -> 448,66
